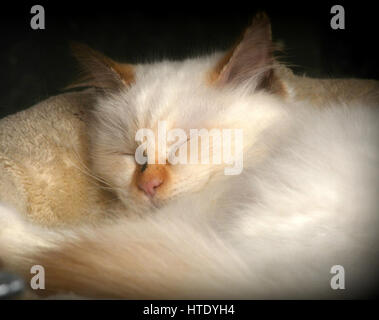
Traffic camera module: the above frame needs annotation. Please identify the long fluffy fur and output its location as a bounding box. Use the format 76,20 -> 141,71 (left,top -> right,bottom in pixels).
1,99 -> 379,299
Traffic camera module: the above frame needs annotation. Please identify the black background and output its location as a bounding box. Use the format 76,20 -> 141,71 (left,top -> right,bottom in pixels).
0,0 -> 378,118
1,300 -> 378,317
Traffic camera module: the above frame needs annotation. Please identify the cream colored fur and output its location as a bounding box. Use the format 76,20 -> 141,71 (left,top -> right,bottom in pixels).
0,95 -> 378,299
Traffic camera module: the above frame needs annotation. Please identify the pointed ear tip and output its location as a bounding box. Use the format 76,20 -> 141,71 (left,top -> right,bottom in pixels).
69,42 -> 91,55
69,42 -> 85,59
69,42 -> 110,66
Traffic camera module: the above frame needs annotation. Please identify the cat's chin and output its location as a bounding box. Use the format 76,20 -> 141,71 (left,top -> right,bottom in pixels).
144,195 -> 171,211
117,193 -> 165,215
115,183 -> 190,214
141,196 -> 162,210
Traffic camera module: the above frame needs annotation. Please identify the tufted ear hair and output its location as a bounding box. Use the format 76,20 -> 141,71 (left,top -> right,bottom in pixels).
67,42 -> 135,90
209,12 -> 286,95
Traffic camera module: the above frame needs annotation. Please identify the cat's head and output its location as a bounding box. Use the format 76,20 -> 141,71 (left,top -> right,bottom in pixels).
70,13 -> 287,213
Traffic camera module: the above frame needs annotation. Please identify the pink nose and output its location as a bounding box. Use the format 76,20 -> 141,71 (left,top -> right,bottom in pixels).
138,178 -> 163,197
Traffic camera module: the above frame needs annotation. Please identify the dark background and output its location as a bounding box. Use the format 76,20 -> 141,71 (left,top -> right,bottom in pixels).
0,0 -> 378,118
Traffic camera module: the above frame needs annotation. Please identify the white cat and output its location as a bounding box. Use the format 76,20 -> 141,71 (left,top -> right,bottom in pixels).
0,13 -> 378,299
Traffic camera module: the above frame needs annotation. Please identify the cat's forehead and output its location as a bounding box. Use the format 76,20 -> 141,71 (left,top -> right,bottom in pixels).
122,55 -> 226,126
132,55 -> 220,96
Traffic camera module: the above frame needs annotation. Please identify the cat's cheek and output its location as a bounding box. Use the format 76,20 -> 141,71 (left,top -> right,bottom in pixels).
115,157 -> 137,188
93,154 -> 136,192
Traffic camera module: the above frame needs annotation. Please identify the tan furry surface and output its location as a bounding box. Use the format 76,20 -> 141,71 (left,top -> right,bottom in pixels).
0,90 -> 124,227
278,65 -> 379,107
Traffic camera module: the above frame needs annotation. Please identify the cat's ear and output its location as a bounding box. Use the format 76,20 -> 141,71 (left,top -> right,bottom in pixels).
67,42 -> 135,90
209,12 -> 286,95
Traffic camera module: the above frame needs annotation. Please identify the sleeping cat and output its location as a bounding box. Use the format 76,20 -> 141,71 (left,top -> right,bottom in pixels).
1,14 -> 378,227
0,13 -> 378,299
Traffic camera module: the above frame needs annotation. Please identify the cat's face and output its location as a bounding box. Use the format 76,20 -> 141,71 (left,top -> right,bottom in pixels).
72,13 -> 286,212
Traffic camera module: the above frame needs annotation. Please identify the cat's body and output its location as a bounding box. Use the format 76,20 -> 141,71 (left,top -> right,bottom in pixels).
1,95 -> 378,299
0,14 -> 379,299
